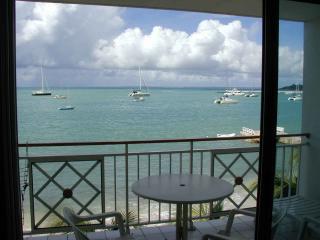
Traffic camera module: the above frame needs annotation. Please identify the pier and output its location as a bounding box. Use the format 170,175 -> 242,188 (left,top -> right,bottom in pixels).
240,127 -> 302,144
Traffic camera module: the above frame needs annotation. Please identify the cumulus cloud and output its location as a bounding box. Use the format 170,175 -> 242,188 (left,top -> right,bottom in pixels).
17,3 -> 77,45
90,20 -> 262,74
16,3 -> 303,87
16,2 -> 124,67
279,46 -> 303,77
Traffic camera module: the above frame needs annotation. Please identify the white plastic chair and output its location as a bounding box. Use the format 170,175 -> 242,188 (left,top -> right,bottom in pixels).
63,207 -> 132,240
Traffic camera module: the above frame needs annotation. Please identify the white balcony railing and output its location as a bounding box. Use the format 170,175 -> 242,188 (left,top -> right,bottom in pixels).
18,134 -> 308,235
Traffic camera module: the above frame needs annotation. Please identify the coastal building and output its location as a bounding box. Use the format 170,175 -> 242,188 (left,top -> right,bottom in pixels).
1,0 -> 320,240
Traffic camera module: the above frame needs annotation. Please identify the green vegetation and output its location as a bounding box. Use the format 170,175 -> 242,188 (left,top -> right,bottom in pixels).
249,146 -> 300,198
192,201 -> 224,221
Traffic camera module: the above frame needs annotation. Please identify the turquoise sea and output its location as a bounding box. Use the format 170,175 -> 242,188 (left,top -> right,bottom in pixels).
17,88 -> 302,230
17,88 -> 302,144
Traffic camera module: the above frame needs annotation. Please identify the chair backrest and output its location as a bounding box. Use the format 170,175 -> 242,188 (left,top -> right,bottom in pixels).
63,207 -> 90,240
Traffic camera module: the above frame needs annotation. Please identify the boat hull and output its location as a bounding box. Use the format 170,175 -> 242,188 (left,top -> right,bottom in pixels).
32,92 -> 52,96
58,106 -> 75,110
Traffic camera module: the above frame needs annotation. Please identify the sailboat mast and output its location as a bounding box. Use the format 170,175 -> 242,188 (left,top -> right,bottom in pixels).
41,65 -> 44,91
139,66 -> 142,91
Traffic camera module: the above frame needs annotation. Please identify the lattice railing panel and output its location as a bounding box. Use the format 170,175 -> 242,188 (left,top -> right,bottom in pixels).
213,152 -> 259,210
28,155 -> 105,233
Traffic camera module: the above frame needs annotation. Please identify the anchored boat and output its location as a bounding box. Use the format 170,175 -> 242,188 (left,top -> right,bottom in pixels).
214,96 -> 239,104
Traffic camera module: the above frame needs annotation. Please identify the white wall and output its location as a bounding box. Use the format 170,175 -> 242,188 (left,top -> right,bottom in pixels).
300,17 -> 320,201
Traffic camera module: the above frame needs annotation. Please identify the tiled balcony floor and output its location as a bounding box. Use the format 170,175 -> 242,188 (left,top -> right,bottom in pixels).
24,215 -> 255,240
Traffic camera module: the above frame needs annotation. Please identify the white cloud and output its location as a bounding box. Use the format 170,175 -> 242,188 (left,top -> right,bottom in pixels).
279,46 -> 303,77
90,20 -> 261,74
16,3 -> 124,67
17,3 -> 77,44
15,3 -> 303,87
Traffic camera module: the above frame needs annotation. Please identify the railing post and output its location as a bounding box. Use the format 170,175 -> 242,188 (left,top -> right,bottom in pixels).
280,146 -> 285,198
296,145 -> 302,195
125,144 -> 130,233
209,151 -> 215,220
188,141 -> 195,230
101,157 -> 106,222
29,158 -> 35,232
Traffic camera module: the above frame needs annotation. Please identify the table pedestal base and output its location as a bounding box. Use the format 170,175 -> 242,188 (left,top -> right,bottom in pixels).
176,203 -> 189,240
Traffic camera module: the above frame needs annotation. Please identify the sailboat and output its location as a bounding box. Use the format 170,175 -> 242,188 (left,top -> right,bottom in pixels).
32,65 -> 52,96
288,83 -> 302,101
129,67 -> 150,98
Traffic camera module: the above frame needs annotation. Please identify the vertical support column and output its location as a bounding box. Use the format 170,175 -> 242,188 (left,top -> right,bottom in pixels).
256,0 -> 279,239
0,0 -> 23,238
125,144 -> 130,234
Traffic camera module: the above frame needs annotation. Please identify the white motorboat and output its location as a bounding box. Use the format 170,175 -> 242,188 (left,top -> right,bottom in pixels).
129,67 -> 150,98
288,94 -> 302,101
224,88 -> 244,96
214,96 -> 239,104
217,133 -> 236,137
32,65 -> 52,96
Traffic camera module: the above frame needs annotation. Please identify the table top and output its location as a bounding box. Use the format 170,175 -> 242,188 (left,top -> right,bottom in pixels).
131,174 -> 234,204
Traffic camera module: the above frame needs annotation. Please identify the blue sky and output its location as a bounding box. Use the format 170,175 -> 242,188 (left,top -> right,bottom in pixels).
16,3 -> 304,88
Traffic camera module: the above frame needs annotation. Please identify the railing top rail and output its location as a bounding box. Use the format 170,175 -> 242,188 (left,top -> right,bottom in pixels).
18,143 -> 307,159
18,133 -> 310,148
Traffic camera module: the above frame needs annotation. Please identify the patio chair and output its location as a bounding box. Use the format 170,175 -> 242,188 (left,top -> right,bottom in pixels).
201,208 -> 286,240
273,196 -> 320,240
299,216 -> 320,239
63,207 -> 132,240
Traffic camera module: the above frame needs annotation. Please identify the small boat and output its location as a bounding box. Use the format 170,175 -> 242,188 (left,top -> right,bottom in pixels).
32,65 -> 52,96
129,67 -> 151,98
244,93 -> 258,97
217,133 -> 236,138
58,106 -> 75,110
214,96 -> 239,104
53,95 -> 67,99
288,95 -> 302,101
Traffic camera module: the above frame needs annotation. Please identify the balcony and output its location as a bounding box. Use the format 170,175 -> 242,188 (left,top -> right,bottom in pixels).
19,134 -> 307,239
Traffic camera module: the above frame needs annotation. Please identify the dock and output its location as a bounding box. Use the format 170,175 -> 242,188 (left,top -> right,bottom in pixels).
240,127 -> 301,144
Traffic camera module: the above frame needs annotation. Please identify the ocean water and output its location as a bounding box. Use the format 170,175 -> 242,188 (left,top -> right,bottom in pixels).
17,88 -> 302,144
17,88 -> 302,230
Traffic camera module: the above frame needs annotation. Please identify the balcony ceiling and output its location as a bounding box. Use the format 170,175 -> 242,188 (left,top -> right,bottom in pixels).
19,0 -> 320,21
19,0 -> 263,17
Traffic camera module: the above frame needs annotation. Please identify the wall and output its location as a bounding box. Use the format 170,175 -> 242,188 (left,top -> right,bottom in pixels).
300,17 -> 320,201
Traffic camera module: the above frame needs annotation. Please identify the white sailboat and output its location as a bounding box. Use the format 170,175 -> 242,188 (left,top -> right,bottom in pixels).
32,65 -> 52,96
288,84 -> 302,101
129,67 -> 150,98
